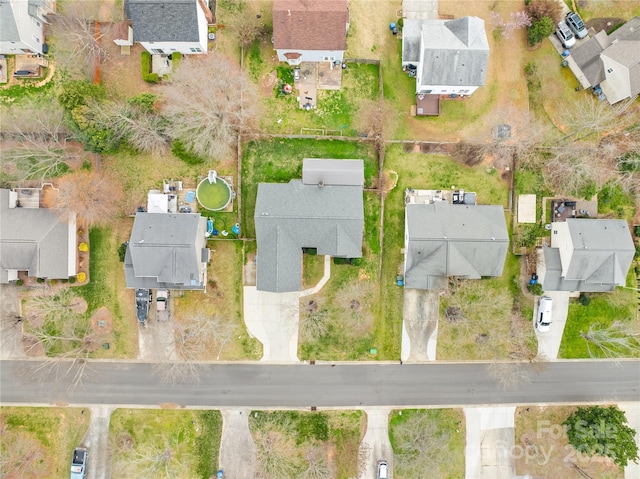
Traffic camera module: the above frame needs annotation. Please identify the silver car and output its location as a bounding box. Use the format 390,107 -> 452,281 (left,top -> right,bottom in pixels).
556,21 -> 576,48
566,12 -> 588,39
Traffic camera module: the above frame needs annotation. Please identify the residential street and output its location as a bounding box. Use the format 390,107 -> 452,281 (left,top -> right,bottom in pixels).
1,359 -> 638,408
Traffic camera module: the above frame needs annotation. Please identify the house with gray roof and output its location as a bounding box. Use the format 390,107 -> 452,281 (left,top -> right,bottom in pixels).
123,0 -> 212,55
0,0 -> 55,55
403,202 -> 509,290
402,16 -> 489,97
273,0 -> 349,65
124,212 -> 210,290
541,219 -> 634,292
568,16 -> 640,106
254,160 -> 364,293
0,188 -> 76,283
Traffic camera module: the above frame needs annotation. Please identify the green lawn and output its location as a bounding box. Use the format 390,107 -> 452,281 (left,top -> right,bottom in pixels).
389,409 -> 465,479
241,138 -> 377,238
0,407 -> 90,479
75,227 -> 137,358
380,146 -> 513,359
560,271 -> 639,359
249,410 -> 363,479
110,408 -> 222,479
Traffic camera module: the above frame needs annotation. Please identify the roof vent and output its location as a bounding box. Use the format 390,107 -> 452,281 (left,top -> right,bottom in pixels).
318,180 -> 325,188
288,9 -> 291,16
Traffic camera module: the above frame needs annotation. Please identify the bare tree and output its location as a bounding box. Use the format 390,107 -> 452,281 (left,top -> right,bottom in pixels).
0,430 -> 48,479
114,433 -> 189,479
543,146 -> 614,197
163,55 -> 259,160
559,97 -> 620,143
299,301 -> 330,343
300,444 -> 334,479
85,100 -> 170,155
1,101 -> 77,182
50,2 -> 112,78
45,170 -> 123,226
354,100 -> 399,151
254,430 -> 300,479
173,313 -> 236,361
335,281 -> 375,338
580,322 -> 640,359
525,0 -> 562,24
392,411 -> 451,478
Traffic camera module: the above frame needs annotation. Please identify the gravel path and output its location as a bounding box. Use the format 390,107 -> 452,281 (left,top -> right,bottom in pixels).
219,409 -> 256,479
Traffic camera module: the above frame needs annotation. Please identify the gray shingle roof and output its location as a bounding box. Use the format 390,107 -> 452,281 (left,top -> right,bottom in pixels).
571,30 -> 609,86
542,219 -> 634,292
0,1 -> 20,43
124,212 -> 208,290
126,0 -> 200,42
0,189 -> 75,283
411,16 -> 489,88
404,202 -> 508,290
255,180 -> 364,293
302,159 -> 364,186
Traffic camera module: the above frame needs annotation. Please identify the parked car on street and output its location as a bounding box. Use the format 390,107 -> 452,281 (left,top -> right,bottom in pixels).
566,12 -> 588,39
556,21 -> 576,48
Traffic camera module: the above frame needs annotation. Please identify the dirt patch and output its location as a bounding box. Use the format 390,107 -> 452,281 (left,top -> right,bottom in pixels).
90,307 -> 113,335
70,297 -> 88,314
259,72 -> 277,97
585,17 -> 625,33
23,335 -> 45,357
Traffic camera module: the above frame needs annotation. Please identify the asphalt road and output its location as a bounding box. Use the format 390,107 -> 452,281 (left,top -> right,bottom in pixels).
1,359 -> 638,408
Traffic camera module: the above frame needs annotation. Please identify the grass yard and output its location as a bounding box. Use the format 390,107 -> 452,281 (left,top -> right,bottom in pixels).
514,406 -> 623,479
75,226 -> 137,358
174,240 -> 262,360
241,138 -> 377,238
298,192 -> 382,360
0,407 -> 90,479
302,252 -> 325,289
110,408 -> 222,479
381,146 -> 513,359
249,409 -> 364,479
559,270 -> 639,359
573,1 -> 640,21
389,408 -> 465,479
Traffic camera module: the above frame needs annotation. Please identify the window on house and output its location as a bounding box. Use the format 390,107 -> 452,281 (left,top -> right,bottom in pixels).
31,17 -> 41,27
607,68 -> 613,73
32,35 -> 40,44
190,47 -> 202,53
151,48 -> 164,54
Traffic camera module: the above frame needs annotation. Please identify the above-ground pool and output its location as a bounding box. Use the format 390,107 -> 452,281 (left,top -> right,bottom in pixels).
196,177 -> 233,211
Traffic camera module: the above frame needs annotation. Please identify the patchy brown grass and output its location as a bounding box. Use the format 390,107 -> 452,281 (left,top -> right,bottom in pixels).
514,406 -> 623,479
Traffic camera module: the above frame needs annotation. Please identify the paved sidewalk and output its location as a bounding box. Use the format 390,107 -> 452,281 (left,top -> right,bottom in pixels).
465,407 -> 516,479
300,255 -> 331,297
620,402 -> 640,479
219,409 -> 256,479
358,408 -> 393,479
535,291 -> 570,360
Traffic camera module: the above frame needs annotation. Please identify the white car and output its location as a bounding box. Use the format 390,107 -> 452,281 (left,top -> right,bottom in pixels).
377,461 -> 388,479
556,21 -> 576,48
536,296 -> 553,333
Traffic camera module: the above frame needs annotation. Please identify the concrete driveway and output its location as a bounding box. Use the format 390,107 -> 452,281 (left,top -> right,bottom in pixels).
243,286 -> 300,362
401,289 -> 439,361
219,409 -> 256,479
358,408 -> 393,479
83,406 -> 113,479
465,407 -> 516,479
535,291 -> 570,360
0,284 -> 25,359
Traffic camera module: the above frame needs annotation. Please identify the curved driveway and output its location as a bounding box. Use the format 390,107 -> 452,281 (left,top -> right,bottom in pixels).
1,359 -> 638,408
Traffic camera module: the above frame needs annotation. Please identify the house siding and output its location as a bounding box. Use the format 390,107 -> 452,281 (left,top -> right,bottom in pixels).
276,49 -> 344,64
140,40 -> 205,55
600,55 -> 631,104
0,2 -> 45,55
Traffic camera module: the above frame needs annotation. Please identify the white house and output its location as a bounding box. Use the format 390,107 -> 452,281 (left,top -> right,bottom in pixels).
402,16 -> 489,96
124,0 -> 212,55
0,0 -> 55,55
272,0 -> 349,65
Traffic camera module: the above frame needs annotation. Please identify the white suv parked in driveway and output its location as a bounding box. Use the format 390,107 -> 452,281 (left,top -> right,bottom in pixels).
556,21 -> 576,48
